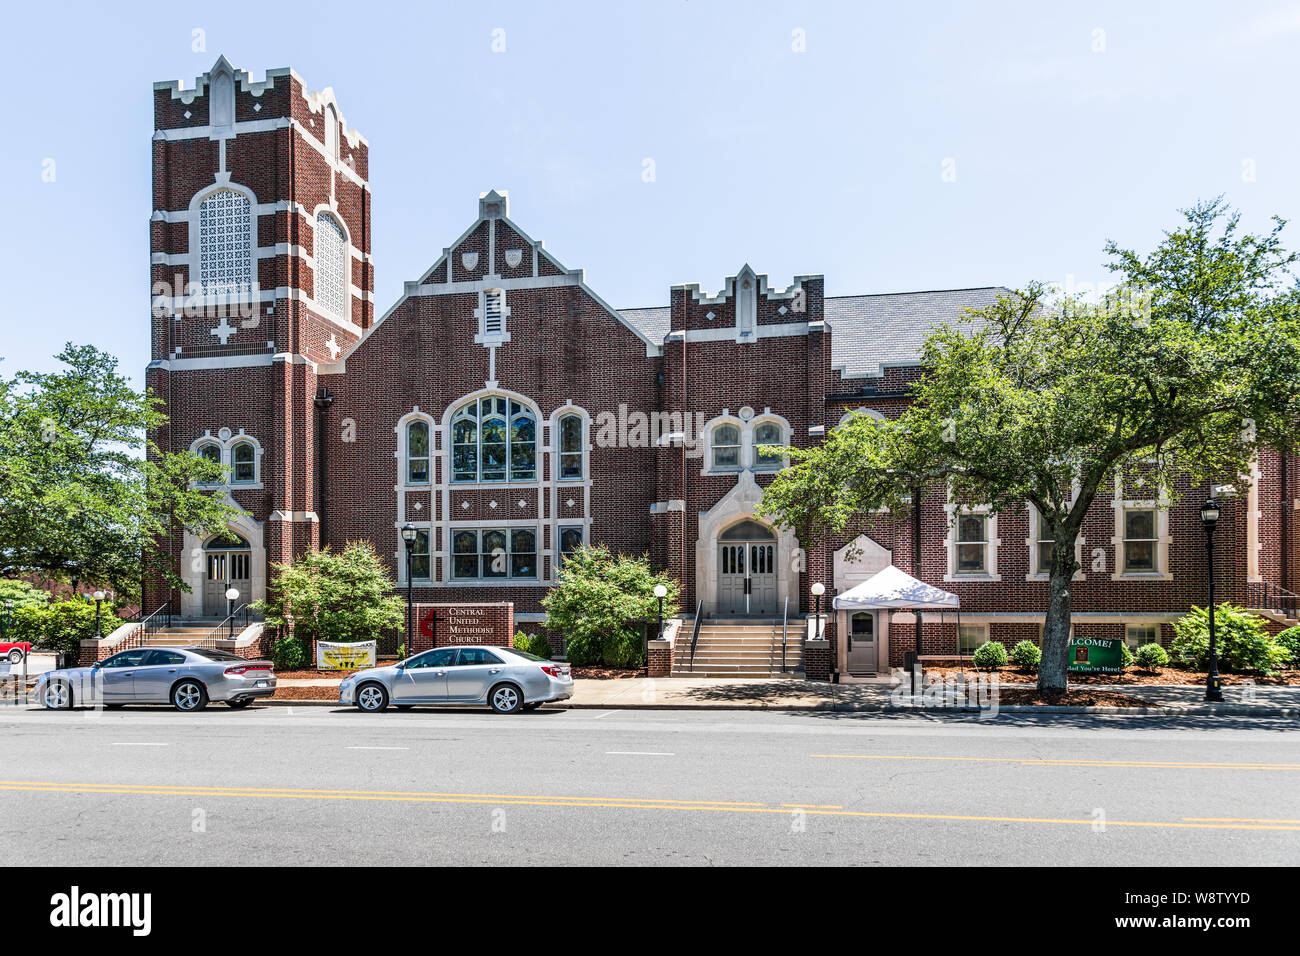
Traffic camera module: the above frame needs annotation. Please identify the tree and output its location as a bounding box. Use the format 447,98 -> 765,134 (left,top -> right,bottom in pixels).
0,579 -> 51,611
254,541 -> 406,649
758,199 -> 1300,692
0,345 -> 238,600
542,545 -> 680,667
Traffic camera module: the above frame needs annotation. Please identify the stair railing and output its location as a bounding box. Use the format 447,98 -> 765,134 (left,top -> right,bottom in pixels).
198,604 -> 250,647
1246,581 -> 1300,621
119,601 -> 173,652
780,596 -> 789,673
688,600 -> 704,671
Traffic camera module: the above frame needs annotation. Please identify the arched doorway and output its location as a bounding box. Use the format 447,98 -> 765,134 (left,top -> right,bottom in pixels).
717,520 -> 777,616
203,531 -> 251,617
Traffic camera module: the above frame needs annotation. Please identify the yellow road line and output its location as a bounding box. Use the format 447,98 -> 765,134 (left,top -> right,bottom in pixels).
3,781 -> 1299,832
782,803 -> 844,809
811,754 -> 1300,770
1183,817 -> 1300,824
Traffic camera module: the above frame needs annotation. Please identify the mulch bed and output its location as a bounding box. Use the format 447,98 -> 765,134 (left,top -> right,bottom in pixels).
270,685 -> 339,700
274,668 -> 362,680
570,666 -> 645,680
995,688 -> 1154,708
921,665 -> 1300,686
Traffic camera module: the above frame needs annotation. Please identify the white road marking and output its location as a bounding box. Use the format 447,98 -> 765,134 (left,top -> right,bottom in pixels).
591,711 -> 619,719
111,742 -> 169,747
606,751 -> 675,756
346,746 -> 409,751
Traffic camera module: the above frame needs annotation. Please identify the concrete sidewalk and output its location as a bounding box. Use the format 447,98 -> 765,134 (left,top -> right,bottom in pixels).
275,675 -> 1300,715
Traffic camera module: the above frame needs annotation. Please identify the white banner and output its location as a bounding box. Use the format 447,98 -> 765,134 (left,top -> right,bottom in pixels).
316,640 -> 377,671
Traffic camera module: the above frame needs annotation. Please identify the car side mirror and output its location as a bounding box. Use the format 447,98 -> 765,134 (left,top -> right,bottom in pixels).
90,661 -> 102,671
394,662 -> 405,670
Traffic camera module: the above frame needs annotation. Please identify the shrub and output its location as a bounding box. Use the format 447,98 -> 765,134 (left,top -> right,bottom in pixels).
0,579 -> 50,611
1135,643 -> 1169,670
972,640 -> 1008,671
270,634 -> 307,670
1275,626 -> 1300,667
1120,642 -> 1135,669
513,630 -> 552,659
1010,640 -> 1041,672
543,545 -> 679,668
1171,604 -> 1290,675
6,599 -> 116,652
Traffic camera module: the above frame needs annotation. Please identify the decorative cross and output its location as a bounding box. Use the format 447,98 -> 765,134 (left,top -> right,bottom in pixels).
326,333 -> 341,360
210,316 -> 237,345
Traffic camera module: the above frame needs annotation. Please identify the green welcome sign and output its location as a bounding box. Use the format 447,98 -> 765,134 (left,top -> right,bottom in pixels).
1067,636 -> 1125,674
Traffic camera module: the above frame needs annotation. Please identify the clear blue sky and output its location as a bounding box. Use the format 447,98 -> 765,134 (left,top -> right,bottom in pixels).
3,1 -> 1298,384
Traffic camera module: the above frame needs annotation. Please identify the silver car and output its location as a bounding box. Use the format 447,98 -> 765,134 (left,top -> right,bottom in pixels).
33,647 -> 276,711
340,645 -> 573,714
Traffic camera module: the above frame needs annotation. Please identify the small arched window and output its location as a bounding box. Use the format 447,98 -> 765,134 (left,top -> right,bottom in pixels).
231,441 -> 256,483
407,421 -> 430,484
558,414 -> 583,479
198,189 -> 253,295
324,104 -> 339,161
314,212 -> 348,319
197,442 -> 222,465
753,421 -> 785,470
711,423 -> 741,470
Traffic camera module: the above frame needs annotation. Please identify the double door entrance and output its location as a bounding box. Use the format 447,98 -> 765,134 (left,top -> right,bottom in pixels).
717,521 -> 777,616
203,533 -> 251,617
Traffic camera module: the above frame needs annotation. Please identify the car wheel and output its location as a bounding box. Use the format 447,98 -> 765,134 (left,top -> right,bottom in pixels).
356,682 -> 389,713
226,698 -> 253,709
7,649 -> 22,665
171,680 -> 208,712
490,683 -> 523,714
42,681 -> 72,710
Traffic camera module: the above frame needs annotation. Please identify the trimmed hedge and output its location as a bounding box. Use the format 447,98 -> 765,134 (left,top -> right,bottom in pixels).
1135,643 -> 1170,670
1010,640 -> 1041,672
7,600 -> 117,653
972,640 -> 1008,671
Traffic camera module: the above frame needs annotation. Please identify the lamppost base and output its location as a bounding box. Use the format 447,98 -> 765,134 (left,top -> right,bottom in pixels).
1205,674 -> 1224,703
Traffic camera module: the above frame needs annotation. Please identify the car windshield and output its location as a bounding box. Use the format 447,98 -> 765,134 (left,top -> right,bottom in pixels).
187,648 -> 245,662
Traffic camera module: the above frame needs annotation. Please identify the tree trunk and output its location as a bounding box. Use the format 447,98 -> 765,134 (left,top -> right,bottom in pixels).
1037,545 -> 1074,693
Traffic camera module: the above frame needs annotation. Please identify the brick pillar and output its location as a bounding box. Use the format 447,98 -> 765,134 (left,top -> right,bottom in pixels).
647,639 -> 672,677
804,638 -> 830,681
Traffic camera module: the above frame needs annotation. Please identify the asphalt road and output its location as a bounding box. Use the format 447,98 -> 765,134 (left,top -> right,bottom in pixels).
2,704 -> 1298,865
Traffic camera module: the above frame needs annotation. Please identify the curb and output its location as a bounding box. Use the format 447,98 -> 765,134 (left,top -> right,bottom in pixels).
252,699 -> 1300,717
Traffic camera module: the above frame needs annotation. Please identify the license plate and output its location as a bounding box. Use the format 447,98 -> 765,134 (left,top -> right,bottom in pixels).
255,680 -> 268,688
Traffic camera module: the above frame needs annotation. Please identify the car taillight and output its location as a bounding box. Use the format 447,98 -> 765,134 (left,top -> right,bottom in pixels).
541,665 -> 569,678
225,664 -> 273,675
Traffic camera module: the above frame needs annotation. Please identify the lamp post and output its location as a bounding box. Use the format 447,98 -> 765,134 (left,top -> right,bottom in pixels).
653,584 -> 668,640
811,582 -> 825,640
1200,498 -> 1224,702
92,590 -> 105,638
401,523 -> 417,656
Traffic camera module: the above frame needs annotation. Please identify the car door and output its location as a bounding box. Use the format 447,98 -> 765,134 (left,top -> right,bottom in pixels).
391,647 -> 456,702
445,647 -> 507,702
133,649 -> 188,702
97,649 -> 152,703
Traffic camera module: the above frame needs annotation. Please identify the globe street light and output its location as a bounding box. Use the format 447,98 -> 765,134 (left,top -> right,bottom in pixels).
653,583 -> 668,640
401,523 -> 418,656
93,590 -> 106,638
1200,498 -> 1224,703
811,582 -> 826,639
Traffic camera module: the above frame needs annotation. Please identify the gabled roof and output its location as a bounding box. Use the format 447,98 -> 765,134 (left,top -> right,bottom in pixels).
616,286 -> 1009,379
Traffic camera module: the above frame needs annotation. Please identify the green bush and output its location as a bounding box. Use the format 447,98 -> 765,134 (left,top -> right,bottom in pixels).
270,634 -> 307,670
1120,642 -> 1135,669
6,599 -> 116,652
0,579 -> 50,611
972,640 -> 1008,671
513,630 -> 552,659
254,542 -> 405,645
1171,604 -> 1290,675
1010,640 -> 1041,672
1135,643 -> 1170,670
1275,626 -> 1300,667
543,545 -> 679,668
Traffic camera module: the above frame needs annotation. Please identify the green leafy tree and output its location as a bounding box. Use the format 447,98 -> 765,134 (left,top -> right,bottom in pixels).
8,599 -> 117,653
0,579 -> 51,611
542,545 -> 680,667
0,345 -> 238,601
254,541 -> 405,651
1170,604 -> 1290,675
759,200 -> 1300,692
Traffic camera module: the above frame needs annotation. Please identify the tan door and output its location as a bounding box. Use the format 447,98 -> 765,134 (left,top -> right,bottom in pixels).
847,611 -> 878,674
717,520 -> 778,616
203,535 -> 251,617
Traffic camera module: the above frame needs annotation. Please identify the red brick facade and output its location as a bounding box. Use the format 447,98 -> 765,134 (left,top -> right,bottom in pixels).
147,60 -> 1300,678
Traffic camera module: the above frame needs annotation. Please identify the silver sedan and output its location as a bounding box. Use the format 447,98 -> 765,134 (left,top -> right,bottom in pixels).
33,647 -> 276,711
339,645 -> 573,714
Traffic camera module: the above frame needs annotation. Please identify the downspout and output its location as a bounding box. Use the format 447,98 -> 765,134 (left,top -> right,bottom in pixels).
913,485 -> 923,662
681,287 -> 689,617
1282,455 -> 1290,589
314,387 -> 334,547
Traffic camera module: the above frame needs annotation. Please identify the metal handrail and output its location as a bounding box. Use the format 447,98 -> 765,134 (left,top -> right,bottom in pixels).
1246,581 -> 1300,620
199,604 -> 250,646
118,601 -> 173,651
780,596 -> 789,673
688,600 -> 704,671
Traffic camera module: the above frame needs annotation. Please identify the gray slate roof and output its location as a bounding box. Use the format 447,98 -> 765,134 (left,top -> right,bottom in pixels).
617,286 -> 1008,379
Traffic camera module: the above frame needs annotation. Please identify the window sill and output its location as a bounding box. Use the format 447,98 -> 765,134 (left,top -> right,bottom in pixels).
1112,571 -> 1172,582
943,572 -> 1002,583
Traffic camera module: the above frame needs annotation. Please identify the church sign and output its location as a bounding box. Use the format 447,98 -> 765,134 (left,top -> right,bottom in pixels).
1066,636 -> 1125,674
413,602 -> 514,652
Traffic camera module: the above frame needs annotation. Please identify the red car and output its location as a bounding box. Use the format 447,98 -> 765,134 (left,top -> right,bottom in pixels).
1,642 -> 32,665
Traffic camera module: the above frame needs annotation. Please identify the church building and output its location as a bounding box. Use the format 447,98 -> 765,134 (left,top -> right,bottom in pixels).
145,59 -> 1300,679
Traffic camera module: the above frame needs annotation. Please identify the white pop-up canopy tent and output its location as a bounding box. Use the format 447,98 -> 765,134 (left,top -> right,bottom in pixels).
833,565 -> 959,612
833,566 -> 963,677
